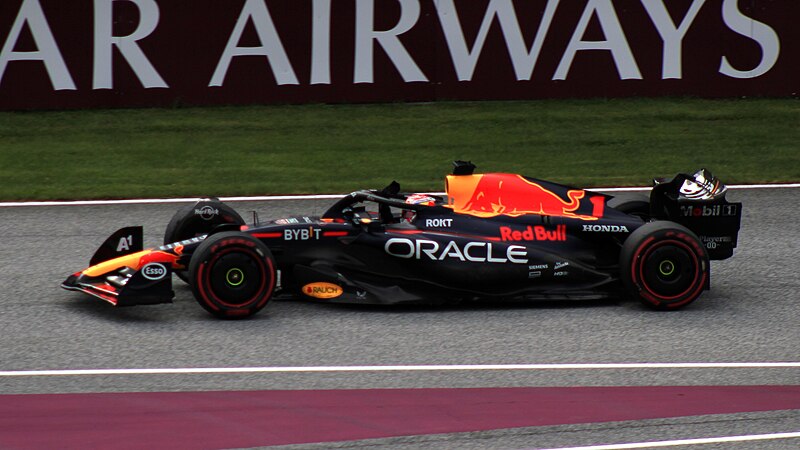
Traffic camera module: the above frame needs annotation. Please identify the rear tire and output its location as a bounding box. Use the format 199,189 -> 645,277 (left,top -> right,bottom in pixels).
608,193 -> 651,220
620,221 -> 708,310
164,198 -> 244,283
189,232 -> 276,319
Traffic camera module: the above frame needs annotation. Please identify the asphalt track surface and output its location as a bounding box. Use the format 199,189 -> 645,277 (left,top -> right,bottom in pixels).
1,187 -> 798,449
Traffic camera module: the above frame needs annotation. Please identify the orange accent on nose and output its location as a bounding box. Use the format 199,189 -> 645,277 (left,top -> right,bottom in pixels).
83,251 -> 150,277
82,250 -> 178,278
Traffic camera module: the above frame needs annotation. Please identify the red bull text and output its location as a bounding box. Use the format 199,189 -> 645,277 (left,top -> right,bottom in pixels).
499,225 -> 567,242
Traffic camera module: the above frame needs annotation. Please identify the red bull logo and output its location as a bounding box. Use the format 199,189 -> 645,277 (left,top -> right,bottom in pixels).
500,225 -> 566,242
445,174 -> 600,220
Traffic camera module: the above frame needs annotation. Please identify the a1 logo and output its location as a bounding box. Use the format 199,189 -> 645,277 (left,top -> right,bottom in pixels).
117,235 -> 133,251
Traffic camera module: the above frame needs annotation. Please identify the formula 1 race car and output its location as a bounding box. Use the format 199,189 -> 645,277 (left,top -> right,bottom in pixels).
62,162 -> 742,319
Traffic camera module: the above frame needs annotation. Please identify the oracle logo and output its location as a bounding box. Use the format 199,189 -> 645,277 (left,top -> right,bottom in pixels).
385,238 -> 528,264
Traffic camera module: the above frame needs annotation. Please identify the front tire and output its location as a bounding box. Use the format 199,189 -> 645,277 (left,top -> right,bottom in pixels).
620,221 -> 709,310
164,198 -> 245,283
189,232 -> 276,319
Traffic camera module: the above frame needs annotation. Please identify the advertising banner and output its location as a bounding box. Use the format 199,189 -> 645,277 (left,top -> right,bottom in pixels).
1,0 -> 797,109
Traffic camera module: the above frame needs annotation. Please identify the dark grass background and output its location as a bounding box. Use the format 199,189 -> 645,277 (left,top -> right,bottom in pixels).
0,98 -> 797,200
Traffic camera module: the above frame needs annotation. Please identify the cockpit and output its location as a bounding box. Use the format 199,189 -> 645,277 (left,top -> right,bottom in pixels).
322,183 -> 444,228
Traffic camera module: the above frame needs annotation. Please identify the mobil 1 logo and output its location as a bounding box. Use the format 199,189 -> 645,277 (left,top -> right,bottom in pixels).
681,204 -> 738,217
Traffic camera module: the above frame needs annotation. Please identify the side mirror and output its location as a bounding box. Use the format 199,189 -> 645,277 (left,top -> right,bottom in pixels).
343,208 -> 377,228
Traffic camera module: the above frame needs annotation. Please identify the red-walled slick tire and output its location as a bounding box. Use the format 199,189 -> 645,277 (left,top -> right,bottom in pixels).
620,221 -> 709,310
189,232 -> 276,319
164,198 -> 245,283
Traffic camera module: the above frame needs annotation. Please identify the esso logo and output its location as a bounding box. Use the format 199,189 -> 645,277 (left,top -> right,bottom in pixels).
142,263 -> 168,280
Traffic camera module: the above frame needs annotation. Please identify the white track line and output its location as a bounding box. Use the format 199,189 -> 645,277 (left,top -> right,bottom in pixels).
1,184 -> 798,208
0,194 -> 344,208
540,431 -> 800,450
2,362 -> 799,377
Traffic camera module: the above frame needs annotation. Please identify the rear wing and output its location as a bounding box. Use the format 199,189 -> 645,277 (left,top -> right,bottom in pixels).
650,170 -> 742,260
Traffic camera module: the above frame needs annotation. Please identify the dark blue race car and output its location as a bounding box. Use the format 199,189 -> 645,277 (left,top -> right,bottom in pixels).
63,162 -> 741,319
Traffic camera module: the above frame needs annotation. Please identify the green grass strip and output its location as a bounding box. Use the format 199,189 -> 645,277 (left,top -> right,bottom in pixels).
0,98 -> 797,201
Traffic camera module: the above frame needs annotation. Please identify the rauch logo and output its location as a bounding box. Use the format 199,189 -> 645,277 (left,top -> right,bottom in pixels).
303,282 -> 343,299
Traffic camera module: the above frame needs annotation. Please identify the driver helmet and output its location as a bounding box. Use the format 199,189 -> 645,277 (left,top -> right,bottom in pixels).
679,169 -> 726,200
402,194 -> 436,222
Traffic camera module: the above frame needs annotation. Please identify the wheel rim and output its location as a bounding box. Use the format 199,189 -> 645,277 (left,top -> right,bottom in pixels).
225,268 -> 245,286
207,252 -> 262,306
658,259 -> 675,277
641,243 -> 698,299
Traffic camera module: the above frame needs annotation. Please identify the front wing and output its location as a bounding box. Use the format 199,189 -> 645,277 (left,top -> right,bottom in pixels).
61,227 -> 179,306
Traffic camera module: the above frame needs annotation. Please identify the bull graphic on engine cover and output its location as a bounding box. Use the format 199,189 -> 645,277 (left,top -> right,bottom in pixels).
446,174 -> 598,220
